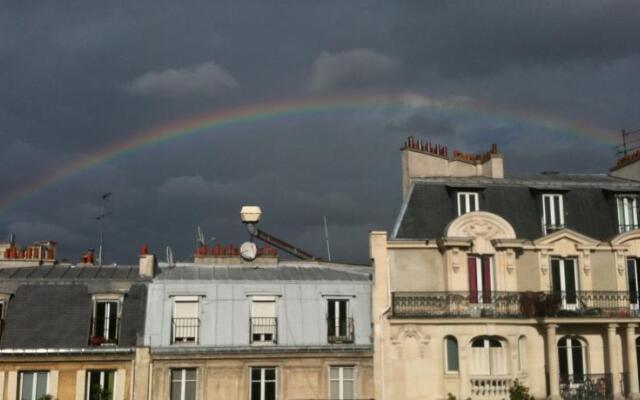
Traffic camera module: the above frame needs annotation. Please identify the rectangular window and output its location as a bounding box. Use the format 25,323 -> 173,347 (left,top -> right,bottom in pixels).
19,371 -> 48,400
457,192 -> 479,216
445,337 -> 459,373
468,256 -> 494,304
172,296 -> 199,344
329,366 -> 355,400
327,299 -> 352,343
618,196 -> 639,233
251,298 -> 277,344
91,300 -> 119,343
86,370 -> 115,400
542,194 -> 564,234
551,258 -> 578,309
251,367 -> 276,400
628,258 -> 640,308
170,368 -> 197,400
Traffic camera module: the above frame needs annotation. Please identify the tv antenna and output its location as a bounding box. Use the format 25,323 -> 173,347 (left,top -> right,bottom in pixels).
196,226 -> 205,247
96,192 -> 112,266
616,128 -> 640,156
166,246 -> 175,267
323,216 -> 332,262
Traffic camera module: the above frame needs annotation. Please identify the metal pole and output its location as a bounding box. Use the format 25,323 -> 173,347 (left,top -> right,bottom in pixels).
97,192 -> 111,266
323,216 -> 332,262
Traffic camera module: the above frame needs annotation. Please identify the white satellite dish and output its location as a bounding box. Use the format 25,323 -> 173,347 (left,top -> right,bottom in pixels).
166,246 -> 175,266
240,241 -> 257,261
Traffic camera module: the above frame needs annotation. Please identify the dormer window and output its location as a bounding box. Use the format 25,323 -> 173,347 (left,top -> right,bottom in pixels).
542,193 -> 564,234
90,295 -> 122,346
457,192 -> 479,216
617,195 -> 639,233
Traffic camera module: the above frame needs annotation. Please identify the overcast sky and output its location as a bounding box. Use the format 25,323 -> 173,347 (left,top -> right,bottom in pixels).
1,1 -> 639,264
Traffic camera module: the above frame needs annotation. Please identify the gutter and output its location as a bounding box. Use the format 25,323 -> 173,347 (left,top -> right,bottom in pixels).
0,347 -> 135,355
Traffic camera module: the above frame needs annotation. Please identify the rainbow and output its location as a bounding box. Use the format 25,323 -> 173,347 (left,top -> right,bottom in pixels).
0,92 -> 618,213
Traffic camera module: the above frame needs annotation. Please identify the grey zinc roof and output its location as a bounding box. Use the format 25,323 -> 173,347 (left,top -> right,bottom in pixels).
154,264 -> 371,281
394,174 -> 640,241
0,266 -> 147,349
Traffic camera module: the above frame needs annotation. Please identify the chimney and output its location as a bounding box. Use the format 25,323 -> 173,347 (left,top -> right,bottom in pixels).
610,150 -> 640,181
401,137 -> 504,199
138,244 -> 157,278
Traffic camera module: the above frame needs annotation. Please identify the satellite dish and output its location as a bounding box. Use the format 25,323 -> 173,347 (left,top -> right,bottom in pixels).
240,241 -> 257,261
166,246 -> 175,266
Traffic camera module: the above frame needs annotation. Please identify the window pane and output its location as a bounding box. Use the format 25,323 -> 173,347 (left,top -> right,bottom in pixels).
329,367 -> 339,380
21,373 -> 34,400
185,369 -> 197,381
185,381 -> 196,400
251,368 -> 261,381
264,368 -> 276,381
265,381 -> 276,400
170,379 -> 182,400
446,338 -> 459,371
251,382 -> 261,400
35,373 -> 48,399
343,380 -> 355,399
330,380 -> 340,399
342,367 -> 354,380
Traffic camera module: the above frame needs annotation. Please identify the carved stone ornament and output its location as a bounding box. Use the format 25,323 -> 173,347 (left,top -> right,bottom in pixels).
505,249 -> 516,274
446,212 -> 517,254
451,248 -> 461,273
390,324 -> 431,359
581,251 -> 591,276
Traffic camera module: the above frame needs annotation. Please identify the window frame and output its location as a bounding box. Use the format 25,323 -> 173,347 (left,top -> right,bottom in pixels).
250,366 -> 277,400
550,257 -> 579,309
327,298 -> 352,343
617,195 -> 639,233
85,370 -> 116,400
170,368 -> 197,400
457,192 -> 480,216
328,366 -> 356,400
558,336 -> 587,379
444,336 -> 459,374
250,296 -> 277,345
91,295 -> 122,342
172,296 -> 200,344
18,371 -> 49,400
542,193 -> 565,234
468,255 -> 495,304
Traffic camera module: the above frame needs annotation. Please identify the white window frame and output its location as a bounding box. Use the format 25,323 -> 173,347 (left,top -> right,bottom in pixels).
470,337 -> 507,376
558,336 -> 587,377
251,296 -> 277,344
85,370 -> 115,400
172,296 -> 200,344
327,298 -> 351,342
19,371 -> 49,400
444,336 -> 459,374
470,256 -> 495,305
328,366 -> 356,400
170,368 -> 197,400
457,192 -> 480,216
250,367 -> 277,400
92,296 -> 122,340
617,195 -> 639,233
542,193 -> 564,233
551,258 -> 579,310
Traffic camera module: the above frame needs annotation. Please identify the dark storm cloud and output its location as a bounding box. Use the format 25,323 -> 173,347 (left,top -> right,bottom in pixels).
1,1 -> 639,263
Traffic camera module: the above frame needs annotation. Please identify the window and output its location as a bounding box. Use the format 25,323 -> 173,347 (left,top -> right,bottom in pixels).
468,256 -> 494,304
171,368 -> 197,400
91,299 -> 120,345
86,370 -> 115,400
457,192 -> 479,216
628,258 -> 640,309
470,336 -> 507,376
329,366 -> 355,400
19,371 -> 48,400
251,367 -> 276,400
551,258 -> 578,309
542,194 -> 564,234
251,297 -> 277,344
617,196 -> 639,233
172,296 -> 199,344
518,336 -> 527,372
445,337 -> 459,373
558,336 -> 586,380
327,299 -> 353,343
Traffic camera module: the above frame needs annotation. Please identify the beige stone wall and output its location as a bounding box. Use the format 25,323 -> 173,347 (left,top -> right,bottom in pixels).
148,352 -> 373,400
389,248 -> 445,292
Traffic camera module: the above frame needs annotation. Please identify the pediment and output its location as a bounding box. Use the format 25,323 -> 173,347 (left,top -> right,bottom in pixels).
445,211 -> 516,240
533,228 -> 600,247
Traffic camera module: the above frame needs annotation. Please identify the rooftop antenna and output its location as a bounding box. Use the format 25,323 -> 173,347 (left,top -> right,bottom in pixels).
323,216 -> 332,262
8,232 -> 15,247
166,246 -> 175,267
196,226 -> 205,247
616,128 -> 640,157
96,192 -> 112,266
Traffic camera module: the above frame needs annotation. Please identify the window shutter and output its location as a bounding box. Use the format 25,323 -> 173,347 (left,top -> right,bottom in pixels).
251,300 -> 275,318
174,301 -> 198,319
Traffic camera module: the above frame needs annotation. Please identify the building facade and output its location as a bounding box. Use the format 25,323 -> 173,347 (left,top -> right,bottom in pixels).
371,139 -> 640,400
140,258 -> 374,400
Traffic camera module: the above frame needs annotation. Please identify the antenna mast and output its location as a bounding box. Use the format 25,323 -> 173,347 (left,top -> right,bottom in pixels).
323,216 -> 332,262
97,192 -> 112,266
616,128 -> 640,157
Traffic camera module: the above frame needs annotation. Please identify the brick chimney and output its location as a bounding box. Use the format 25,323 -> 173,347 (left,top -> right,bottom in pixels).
401,138 -> 504,199
138,244 -> 157,278
610,150 -> 640,181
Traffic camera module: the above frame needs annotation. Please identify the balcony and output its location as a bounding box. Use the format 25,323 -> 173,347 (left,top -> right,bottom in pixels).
250,317 -> 277,344
171,317 -> 200,344
558,374 -> 619,400
89,317 -> 120,346
392,291 -> 640,319
328,317 -> 354,344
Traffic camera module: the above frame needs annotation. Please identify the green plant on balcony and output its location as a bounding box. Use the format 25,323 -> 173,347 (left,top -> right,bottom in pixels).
509,379 -> 534,400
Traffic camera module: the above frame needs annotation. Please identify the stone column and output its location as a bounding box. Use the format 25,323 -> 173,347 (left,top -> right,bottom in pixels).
607,324 -> 622,399
546,324 -> 560,400
627,324 -> 640,399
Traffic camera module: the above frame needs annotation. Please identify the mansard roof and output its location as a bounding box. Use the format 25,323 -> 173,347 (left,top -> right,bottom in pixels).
393,174 -> 640,241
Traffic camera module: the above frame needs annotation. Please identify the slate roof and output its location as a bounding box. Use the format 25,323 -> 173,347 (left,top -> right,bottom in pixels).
0,265 -> 147,349
393,174 -> 640,241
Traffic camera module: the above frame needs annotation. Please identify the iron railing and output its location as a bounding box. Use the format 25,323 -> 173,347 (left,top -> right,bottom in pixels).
171,317 -> 199,344
392,291 -> 640,319
250,317 -> 277,344
327,317 -> 354,344
618,224 -> 640,233
558,374 -> 617,400
89,317 -> 120,346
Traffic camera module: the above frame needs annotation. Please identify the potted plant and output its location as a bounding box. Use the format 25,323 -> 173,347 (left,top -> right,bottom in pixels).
89,336 -> 106,347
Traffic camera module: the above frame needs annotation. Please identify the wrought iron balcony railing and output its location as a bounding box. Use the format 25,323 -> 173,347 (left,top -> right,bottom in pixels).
89,317 -> 120,346
558,374 -> 619,400
392,291 -> 640,319
327,317 -> 354,344
171,317 -> 200,344
250,317 -> 277,344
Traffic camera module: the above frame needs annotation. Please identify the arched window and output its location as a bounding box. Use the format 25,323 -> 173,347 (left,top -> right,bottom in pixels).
445,336 -> 459,373
558,336 -> 586,380
470,336 -> 507,375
